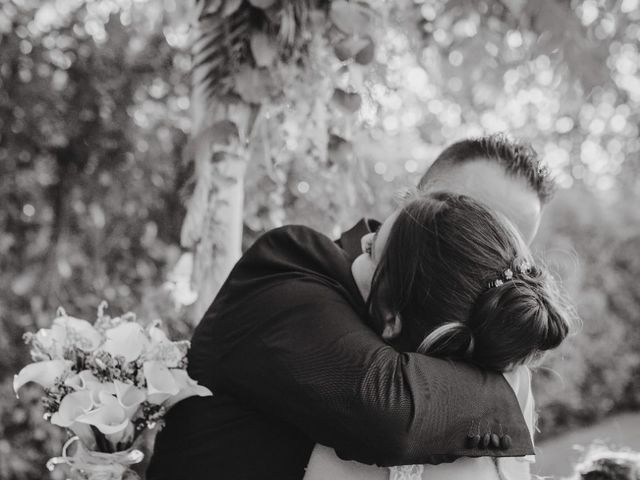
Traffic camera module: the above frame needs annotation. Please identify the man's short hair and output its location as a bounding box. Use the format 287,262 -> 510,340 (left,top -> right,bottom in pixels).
418,134 -> 556,204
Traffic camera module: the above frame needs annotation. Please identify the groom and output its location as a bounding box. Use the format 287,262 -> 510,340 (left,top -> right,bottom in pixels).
147,134 -> 553,479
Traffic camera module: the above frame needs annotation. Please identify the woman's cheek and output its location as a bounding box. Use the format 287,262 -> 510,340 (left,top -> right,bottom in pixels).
352,254 -> 376,297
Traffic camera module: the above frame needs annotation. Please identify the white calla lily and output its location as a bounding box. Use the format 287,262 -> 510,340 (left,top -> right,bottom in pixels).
64,370 -> 99,390
53,315 -> 102,352
65,370 -> 116,405
148,324 -> 170,345
171,369 -> 212,398
114,380 -> 146,419
76,393 -> 130,435
13,359 -> 72,395
102,322 -> 148,362
33,326 -> 66,359
51,390 -> 94,427
143,361 -> 179,404
144,325 -> 183,367
16,302 -> 206,453
162,369 -> 213,410
88,381 -> 116,405
64,370 -> 116,404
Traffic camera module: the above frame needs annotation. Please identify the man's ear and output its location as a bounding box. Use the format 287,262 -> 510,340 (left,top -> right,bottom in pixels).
381,314 -> 402,341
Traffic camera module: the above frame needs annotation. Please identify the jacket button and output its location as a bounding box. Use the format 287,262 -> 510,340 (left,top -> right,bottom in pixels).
490,433 -> 500,449
500,435 -> 512,450
466,434 -> 481,449
481,433 -> 491,449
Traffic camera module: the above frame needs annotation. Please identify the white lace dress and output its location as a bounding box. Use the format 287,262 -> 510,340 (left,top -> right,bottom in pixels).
304,367 -> 536,480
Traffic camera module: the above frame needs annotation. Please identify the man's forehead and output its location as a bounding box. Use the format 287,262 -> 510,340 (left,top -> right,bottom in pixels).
422,159 -> 542,242
427,159 -> 508,188
425,159 -> 537,194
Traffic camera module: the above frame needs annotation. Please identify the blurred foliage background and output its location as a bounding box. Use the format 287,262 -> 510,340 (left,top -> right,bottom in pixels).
1,0 -> 639,478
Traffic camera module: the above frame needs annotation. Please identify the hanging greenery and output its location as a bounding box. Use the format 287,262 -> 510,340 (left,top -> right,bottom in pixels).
180,0 -> 386,319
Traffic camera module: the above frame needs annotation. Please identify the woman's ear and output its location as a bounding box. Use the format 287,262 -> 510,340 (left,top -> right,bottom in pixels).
381,314 -> 402,340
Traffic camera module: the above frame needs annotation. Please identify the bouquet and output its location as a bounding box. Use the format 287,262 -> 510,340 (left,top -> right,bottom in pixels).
14,302 -> 212,479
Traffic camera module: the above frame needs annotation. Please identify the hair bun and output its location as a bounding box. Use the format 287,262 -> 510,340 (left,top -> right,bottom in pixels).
470,272 -> 574,371
535,286 -> 572,351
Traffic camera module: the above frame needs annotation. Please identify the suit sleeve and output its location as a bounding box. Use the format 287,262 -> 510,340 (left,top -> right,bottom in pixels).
214,281 -> 534,466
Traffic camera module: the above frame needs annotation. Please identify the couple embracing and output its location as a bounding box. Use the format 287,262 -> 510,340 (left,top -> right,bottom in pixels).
147,134 -> 576,480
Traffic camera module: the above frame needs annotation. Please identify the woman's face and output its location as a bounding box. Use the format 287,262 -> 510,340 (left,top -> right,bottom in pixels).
351,210 -> 400,301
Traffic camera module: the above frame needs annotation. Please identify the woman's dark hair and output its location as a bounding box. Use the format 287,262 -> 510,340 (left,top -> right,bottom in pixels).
367,192 -> 576,372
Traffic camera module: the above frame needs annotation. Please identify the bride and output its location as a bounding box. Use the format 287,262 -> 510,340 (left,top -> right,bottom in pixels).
304,191 -> 574,480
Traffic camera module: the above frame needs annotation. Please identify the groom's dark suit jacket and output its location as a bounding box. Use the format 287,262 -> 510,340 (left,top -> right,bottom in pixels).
146,220 -> 533,480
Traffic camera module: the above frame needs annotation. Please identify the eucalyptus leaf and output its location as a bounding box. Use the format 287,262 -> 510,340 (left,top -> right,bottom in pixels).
330,1 -> 376,36
354,37 -> 375,65
334,36 -> 370,62
222,0 -> 244,17
234,67 -> 279,104
203,0 -> 224,14
210,120 -> 241,146
331,89 -> 362,113
248,0 -> 277,8
328,134 -> 354,164
250,32 -> 278,67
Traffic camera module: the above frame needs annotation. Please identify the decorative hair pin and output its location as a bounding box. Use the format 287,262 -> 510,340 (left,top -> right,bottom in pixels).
515,260 -> 532,274
487,260 -> 532,289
